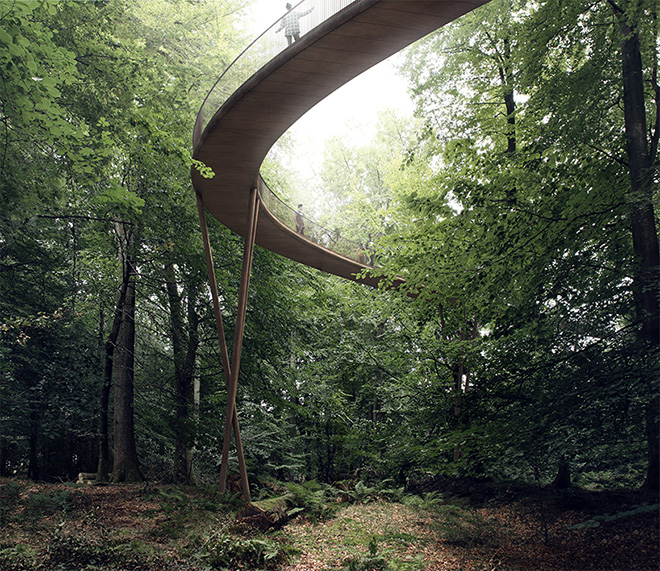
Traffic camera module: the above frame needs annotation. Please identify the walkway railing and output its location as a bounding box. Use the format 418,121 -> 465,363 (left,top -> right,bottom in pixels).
193,0 -> 353,147
260,178 -> 374,265
194,0 -> 373,266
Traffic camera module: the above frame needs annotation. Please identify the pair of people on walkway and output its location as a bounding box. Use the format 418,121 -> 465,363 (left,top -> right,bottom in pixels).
276,3 -> 314,45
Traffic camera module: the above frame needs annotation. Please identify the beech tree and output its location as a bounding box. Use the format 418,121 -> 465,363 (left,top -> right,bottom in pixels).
1,0 -> 655,493
521,0 -> 659,487
374,0 -> 658,483
0,0 -> 247,482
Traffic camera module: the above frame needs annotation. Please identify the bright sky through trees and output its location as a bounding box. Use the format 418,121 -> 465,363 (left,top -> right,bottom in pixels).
246,0 -> 414,176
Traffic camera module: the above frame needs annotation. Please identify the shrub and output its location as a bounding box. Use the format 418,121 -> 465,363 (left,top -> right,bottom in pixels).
46,528 -> 128,567
285,479 -> 338,520
0,543 -> 39,571
0,481 -> 22,524
341,537 -> 390,571
192,530 -> 295,570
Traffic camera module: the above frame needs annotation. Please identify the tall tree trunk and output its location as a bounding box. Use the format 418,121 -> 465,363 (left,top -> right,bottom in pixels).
439,301 -> 478,464
611,0 -> 660,489
552,457 -> 571,489
486,22 -> 516,202
643,396 -> 659,490
27,407 -> 40,480
613,1 -> 660,342
111,258 -> 142,483
183,284 -> 200,483
96,273 -> 130,483
166,264 -> 199,484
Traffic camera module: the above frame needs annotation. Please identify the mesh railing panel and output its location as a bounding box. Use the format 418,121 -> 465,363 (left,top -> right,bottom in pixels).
260,179 -> 373,265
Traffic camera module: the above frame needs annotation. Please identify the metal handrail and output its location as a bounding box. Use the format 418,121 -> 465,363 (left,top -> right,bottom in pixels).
193,0 -> 354,147
259,177 -> 374,265
193,0 -> 372,265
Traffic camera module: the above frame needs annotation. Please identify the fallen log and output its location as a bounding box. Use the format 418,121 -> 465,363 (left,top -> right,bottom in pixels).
77,472 -> 96,485
236,494 -> 296,530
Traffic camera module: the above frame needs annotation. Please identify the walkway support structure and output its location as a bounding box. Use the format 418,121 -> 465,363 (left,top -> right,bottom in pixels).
196,193 -> 253,500
192,0 -> 492,499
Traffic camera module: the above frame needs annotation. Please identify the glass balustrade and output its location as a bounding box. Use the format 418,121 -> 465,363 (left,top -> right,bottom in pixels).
193,0 -> 354,145
194,0 -> 373,267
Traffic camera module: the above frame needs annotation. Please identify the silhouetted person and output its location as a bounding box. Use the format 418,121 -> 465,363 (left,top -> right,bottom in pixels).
276,3 -> 314,46
295,203 -> 305,234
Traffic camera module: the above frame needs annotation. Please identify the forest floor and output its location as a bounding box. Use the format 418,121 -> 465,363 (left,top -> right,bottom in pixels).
0,477 -> 658,570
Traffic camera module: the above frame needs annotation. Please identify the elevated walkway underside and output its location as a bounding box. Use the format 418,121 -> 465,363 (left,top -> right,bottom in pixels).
192,0 -> 490,288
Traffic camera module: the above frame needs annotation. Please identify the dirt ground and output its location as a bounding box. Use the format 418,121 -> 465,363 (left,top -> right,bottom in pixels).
0,478 -> 658,570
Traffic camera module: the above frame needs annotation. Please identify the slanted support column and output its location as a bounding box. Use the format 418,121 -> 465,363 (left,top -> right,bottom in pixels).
196,191 -> 255,502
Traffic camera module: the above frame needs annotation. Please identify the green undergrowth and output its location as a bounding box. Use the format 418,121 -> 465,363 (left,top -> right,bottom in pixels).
0,479 -> 296,571
189,529 -> 298,570
147,486 -> 222,540
279,478 -> 438,522
565,502 -> 660,529
339,536 -> 429,571
1,478 -> 656,571
0,478 -> 465,570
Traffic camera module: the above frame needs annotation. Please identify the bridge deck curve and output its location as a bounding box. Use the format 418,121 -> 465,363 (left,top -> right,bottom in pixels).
192,0 -> 489,288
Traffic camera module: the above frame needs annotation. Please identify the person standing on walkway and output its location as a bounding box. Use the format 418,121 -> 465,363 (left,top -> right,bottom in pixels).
295,204 -> 305,235
276,3 -> 314,46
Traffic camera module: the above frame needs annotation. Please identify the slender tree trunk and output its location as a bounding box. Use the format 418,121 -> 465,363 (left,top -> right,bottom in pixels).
613,2 -> 660,343
643,396 -> 659,490
27,407 -> 40,480
96,348 -> 112,482
111,259 -> 142,483
96,274 -> 130,483
452,363 -> 466,462
552,457 -> 571,489
487,23 -> 516,202
611,1 -> 660,489
166,264 -> 199,484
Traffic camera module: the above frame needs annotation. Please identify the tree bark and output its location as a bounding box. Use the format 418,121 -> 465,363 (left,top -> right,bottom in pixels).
111,253 -> 143,483
552,458 -> 571,489
166,263 -> 199,484
96,272 -> 131,483
613,2 -> 660,343
27,408 -> 40,480
611,0 -> 660,489
643,396 -> 659,490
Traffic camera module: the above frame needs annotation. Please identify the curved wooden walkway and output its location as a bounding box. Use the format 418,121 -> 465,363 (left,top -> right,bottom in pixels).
191,0 -> 491,500
192,0 -> 490,288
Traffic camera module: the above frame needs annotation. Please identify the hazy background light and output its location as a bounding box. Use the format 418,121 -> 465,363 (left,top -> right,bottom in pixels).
245,0 -> 415,178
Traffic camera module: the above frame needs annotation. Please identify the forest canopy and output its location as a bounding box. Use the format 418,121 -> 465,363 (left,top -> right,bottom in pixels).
0,0 -> 658,498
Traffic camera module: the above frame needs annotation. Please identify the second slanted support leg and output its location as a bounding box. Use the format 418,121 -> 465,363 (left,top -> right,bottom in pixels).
219,187 -> 259,501
196,194 -> 251,501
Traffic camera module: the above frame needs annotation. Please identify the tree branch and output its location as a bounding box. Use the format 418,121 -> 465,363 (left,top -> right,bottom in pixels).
37,213 -> 135,225
604,0 -> 624,16
584,141 -> 629,167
